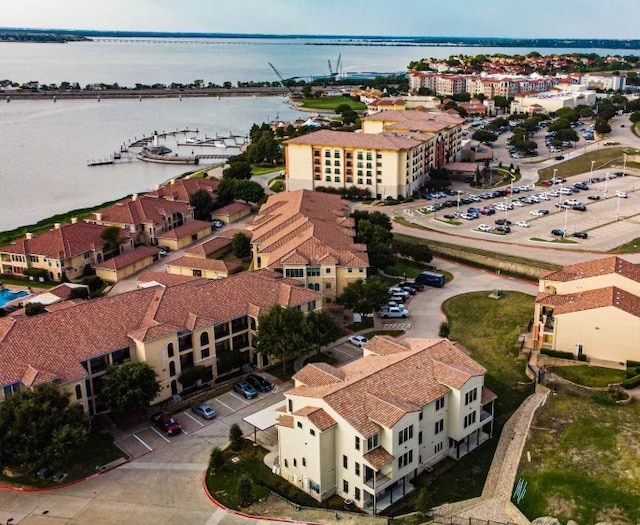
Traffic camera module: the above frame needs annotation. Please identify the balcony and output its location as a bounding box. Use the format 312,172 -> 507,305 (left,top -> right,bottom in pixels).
364,471 -> 393,491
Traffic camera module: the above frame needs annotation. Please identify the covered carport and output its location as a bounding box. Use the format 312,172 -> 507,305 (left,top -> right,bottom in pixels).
243,401 -> 285,445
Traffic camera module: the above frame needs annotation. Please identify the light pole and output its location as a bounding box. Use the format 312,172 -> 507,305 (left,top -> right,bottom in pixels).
504,197 -> 509,222
456,190 -> 462,215
553,168 -> 558,184
604,173 -> 609,199
563,205 -> 569,236
616,195 -> 621,221
623,153 -> 628,177
590,160 -> 595,182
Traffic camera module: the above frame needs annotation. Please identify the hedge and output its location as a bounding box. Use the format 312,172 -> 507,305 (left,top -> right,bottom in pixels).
622,374 -> 640,389
540,349 -> 575,360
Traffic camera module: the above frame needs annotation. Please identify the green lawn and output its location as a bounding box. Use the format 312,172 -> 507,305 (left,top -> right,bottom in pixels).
269,180 -> 285,193
548,365 -> 626,388
252,165 -> 284,177
298,97 -> 365,112
515,395 -> 640,523
384,257 -> 453,282
609,236 -> 640,253
537,147 -> 640,181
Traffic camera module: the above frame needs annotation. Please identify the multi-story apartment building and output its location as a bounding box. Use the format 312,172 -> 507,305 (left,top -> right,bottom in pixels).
0,221 -> 134,282
580,72 -> 627,92
435,75 -> 468,96
277,336 -> 496,513
249,190 -> 368,300
0,270 -> 322,414
285,110 -> 463,199
533,256 -> 640,368
86,194 -> 195,246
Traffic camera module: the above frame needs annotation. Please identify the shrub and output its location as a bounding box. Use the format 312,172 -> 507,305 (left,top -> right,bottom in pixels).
541,349 -> 574,360
24,302 -> 46,316
577,354 -> 587,362
69,287 -> 89,300
229,423 -> 244,451
209,446 -> 225,471
439,322 -> 450,338
81,275 -> 104,292
237,476 -> 253,506
622,374 -> 640,389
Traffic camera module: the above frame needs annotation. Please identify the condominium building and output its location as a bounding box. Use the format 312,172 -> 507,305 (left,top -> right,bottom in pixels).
277,337 -> 496,513
534,256 -> 640,367
0,270 -> 322,413
0,221 -> 134,282
285,110 -> 463,199
249,190 -> 368,300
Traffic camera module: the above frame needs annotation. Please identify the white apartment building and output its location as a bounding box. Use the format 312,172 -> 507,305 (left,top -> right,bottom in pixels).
581,72 -> 627,92
277,337 -> 496,513
284,110 -> 463,199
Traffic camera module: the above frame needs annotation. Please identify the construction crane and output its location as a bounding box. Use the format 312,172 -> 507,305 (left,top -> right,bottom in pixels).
268,62 -> 300,98
328,53 -> 342,78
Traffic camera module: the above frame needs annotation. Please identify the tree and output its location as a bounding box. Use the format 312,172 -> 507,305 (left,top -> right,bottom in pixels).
471,130 -> 497,143
0,383 -> 88,473
554,128 -> 578,143
189,189 -> 215,221
356,220 -> 393,247
303,310 -> 344,354
177,365 -> 208,390
209,446 -> 225,471
351,211 -> 392,232
24,302 -> 46,316
231,233 -> 251,258
415,487 -> 433,516
233,179 -> 265,203
229,423 -> 244,451
337,277 -> 389,319
237,476 -> 253,506
595,118 -> 611,135
629,111 -> 640,123
255,305 -> 309,372
100,225 -> 125,253
223,160 -> 252,179
100,362 -> 161,415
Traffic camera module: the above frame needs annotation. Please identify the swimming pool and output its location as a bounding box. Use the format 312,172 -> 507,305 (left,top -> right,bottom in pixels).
0,289 -> 28,308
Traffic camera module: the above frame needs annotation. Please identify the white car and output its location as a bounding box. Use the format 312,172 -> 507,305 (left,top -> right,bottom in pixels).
478,224 -> 492,232
616,191 -> 628,198
529,210 -> 545,217
511,200 -> 524,207
348,335 -> 368,347
516,220 -> 530,228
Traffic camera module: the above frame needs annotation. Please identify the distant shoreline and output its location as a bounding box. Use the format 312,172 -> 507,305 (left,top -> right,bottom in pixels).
2,87 -> 291,100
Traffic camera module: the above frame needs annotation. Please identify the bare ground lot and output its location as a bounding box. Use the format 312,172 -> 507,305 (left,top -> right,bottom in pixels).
514,391 -> 640,524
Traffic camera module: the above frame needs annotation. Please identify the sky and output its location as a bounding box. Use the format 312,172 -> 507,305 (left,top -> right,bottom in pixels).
2,0 -> 640,39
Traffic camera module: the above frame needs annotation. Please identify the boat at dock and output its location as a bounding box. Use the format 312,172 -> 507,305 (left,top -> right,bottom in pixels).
87,158 -> 114,166
213,140 -> 227,148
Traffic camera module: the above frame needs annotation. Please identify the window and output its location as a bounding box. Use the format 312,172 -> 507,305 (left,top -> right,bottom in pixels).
200,332 -> 209,347
201,347 -> 210,359
435,419 -> 444,434
231,317 -> 248,333
398,425 -> 414,445
288,399 -> 293,412
214,323 -> 230,339
464,411 -> 477,428
334,151 -> 340,158
436,396 -> 445,410
354,487 -> 361,501
334,176 -> 340,182
325,151 -> 331,157
325,267 -> 331,274
418,431 -> 423,444
75,384 -> 82,399
310,428 -> 316,436
465,388 -> 477,406
367,434 -> 379,451
297,421 -> 302,429
284,459 -> 289,468
398,450 -> 413,469
419,410 -> 423,421
178,333 -> 193,352
169,361 -> 176,377
302,458 -> 306,467
294,459 -> 297,467
325,175 -> 331,181
355,436 -> 360,450
29,255 -> 39,263
343,480 -> 349,493
355,462 -> 360,476
285,268 -> 304,278
307,267 -> 320,276
435,442 -> 443,453
343,455 -> 348,469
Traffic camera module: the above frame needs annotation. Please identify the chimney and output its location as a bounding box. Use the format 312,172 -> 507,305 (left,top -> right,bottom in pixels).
25,232 -> 33,240
132,194 -> 138,201
71,217 -> 78,224
54,223 -> 61,229
95,212 -> 102,221
169,178 -> 176,185
154,184 -> 160,190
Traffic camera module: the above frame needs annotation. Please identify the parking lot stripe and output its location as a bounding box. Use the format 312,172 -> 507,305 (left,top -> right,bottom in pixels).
150,427 -> 170,442
230,393 -> 250,405
132,433 -> 153,451
183,411 -> 205,426
213,398 -> 234,411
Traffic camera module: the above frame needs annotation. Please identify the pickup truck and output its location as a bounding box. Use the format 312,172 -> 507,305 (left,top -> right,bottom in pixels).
380,306 -> 410,319
152,413 -> 182,436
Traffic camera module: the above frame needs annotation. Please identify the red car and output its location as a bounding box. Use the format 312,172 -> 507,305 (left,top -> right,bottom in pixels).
152,413 -> 182,436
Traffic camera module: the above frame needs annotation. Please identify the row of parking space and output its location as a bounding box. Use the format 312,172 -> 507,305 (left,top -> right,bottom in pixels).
116,384 -> 283,459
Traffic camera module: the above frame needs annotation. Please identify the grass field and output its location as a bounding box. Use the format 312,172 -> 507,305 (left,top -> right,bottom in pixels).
252,165 -> 284,177
609,236 -> 640,253
537,147 -> 640,181
298,97 -> 365,112
515,394 -> 640,523
548,365 -> 627,387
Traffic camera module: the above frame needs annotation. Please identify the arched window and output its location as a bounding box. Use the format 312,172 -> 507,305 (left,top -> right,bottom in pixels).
200,332 -> 209,347
167,343 -> 174,358
169,361 -> 176,377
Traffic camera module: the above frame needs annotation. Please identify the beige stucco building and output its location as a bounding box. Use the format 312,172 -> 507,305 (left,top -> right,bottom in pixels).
284,110 -> 464,199
248,190 -> 368,301
277,337 -> 496,513
0,221 -> 134,282
533,256 -> 640,367
0,270 -> 322,414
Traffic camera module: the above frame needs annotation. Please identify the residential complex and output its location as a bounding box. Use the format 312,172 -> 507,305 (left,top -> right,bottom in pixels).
285,110 -> 464,199
533,256 -> 640,368
0,220 -> 134,282
0,270 -> 322,413
277,336 -> 496,513
249,190 -> 368,300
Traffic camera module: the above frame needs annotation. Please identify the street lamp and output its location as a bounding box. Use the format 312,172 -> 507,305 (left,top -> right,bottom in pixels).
590,160 -> 595,182
623,153 -> 628,177
552,168 -> 558,185
456,190 -> 462,215
504,197 -> 509,222
604,173 -> 609,199
563,205 -> 569,236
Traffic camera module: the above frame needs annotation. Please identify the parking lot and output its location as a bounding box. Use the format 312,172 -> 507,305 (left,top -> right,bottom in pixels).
116,382 -> 284,459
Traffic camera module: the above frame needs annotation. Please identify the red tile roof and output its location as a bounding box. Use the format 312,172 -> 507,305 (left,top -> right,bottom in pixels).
536,286 -> 640,317
542,256 -> 640,284
185,237 -> 232,257
0,271 -> 322,388
288,338 -> 485,437
0,222 -> 115,260
136,271 -> 201,287
214,202 -> 252,215
92,196 -> 193,226
156,220 -> 211,240
285,129 -> 429,150
363,446 -> 394,470
167,256 -> 243,274
147,177 -> 219,203
95,246 -> 159,270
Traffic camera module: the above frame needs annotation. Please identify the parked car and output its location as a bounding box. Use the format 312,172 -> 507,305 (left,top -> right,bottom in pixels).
551,229 -> 566,238
348,335 -> 368,347
588,195 -> 601,201
398,281 -> 424,292
572,205 -> 587,212
515,220 -> 530,228
380,306 -> 409,319
233,380 -> 258,400
495,225 -> 511,234
159,247 -> 169,257
152,413 -> 182,436
387,301 -> 406,310
495,218 -> 512,225
573,231 -> 589,239
52,471 -> 68,483
191,403 -> 217,420
616,191 -> 628,198
478,224 -> 492,232
212,220 -> 225,229
388,287 -> 410,298
246,373 -> 273,393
